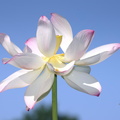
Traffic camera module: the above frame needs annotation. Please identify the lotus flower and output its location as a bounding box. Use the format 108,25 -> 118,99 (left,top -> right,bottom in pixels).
0,13 -> 120,110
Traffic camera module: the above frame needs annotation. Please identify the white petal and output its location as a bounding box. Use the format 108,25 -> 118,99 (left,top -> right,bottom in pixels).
25,37 -> 44,57
76,43 -> 120,65
51,13 -> 73,52
64,30 -> 94,62
63,70 -> 101,96
23,46 -> 32,53
74,66 -> 91,74
24,66 -> 54,109
47,60 -> 75,76
2,53 -> 46,70
0,33 -> 22,56
0,68 -> 43,92
36,16 -> 56,57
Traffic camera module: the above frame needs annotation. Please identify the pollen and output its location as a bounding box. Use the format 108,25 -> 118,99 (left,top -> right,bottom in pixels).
55,68 -> 59,72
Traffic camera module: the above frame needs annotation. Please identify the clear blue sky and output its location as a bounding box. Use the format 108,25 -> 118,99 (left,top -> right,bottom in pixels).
0,0 -> 120,120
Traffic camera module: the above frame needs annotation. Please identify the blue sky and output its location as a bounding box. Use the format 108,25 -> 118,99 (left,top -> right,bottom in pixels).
0,0 -> 120,120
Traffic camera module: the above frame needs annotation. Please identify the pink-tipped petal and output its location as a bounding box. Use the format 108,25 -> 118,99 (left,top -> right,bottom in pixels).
0,33 -> 22,56
63,70 -> 101,96
64,30 -> 94,62
36,16 -> 56,57
51,13 -> 73,52
76,43 -> 120,65
24,66 -> 54,109
25,37 -> 44,57
0,68 -> 43,92
2,53 -> 46,70
24,96 -> 36,110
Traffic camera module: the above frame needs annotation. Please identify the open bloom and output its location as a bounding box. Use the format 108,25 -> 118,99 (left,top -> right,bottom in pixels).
0,13 -> 120,110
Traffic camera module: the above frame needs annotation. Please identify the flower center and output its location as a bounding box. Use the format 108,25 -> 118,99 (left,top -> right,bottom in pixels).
42,35 -> 65,70
44,53 -> 64,63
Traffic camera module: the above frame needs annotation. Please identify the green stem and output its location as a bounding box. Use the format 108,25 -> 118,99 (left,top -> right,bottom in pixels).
52,74 -> 58,120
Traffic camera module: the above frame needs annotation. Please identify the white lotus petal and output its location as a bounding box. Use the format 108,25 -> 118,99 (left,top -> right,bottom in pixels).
2,53 -> 46,70
63,70 -> 101,96
76,43 -> 120,65
24,66 -> 54,109
23,46 -> 32,53
0,33 -> 22,56
25,37 -> 44,57
0,68 -> 43,92
36,16 -> 56,57
73,66 -> 91,74
64,30 -> 94,62
51,13 -> 73,52
26,89 -> 51,111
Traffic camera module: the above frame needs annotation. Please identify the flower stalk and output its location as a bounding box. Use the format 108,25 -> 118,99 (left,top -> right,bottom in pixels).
52,74 -> 58,120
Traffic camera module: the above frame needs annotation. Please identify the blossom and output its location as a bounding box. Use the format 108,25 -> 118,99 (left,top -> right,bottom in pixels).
0,13 -> 120,110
